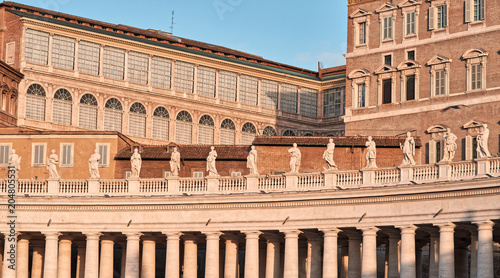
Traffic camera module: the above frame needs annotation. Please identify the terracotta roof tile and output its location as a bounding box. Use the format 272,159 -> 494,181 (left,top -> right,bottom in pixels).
115,145 -> 250,160
251,136 -> 422,147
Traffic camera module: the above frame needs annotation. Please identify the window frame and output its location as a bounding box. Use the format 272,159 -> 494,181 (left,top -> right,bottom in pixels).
462,49 -> 488,92
60,143 -> 74,167
96,143 -> 111,167
427,55 -> 452,97
0,143 -> 12,165
31,143 -> 47,166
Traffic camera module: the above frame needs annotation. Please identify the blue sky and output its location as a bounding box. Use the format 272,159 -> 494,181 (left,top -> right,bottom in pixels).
12,0 -> 348,71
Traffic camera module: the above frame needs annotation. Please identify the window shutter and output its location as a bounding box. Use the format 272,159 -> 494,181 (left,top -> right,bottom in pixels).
443,4 -> 448,27
428,7 -> 435,30
480,0 -> 485,20
429,140 -> 437,164
99,145 -> 108,165
465,135 -> 472,160
0,145 -> 9,164
465,0 -> 471,22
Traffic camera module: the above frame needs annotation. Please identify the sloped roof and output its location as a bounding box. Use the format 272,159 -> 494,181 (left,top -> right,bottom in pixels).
252,136 -> 422,147
115,145 -> 250,160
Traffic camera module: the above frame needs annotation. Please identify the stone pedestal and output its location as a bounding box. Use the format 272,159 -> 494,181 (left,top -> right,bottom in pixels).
284,173 -> 298,191
437,162 -> 452,181
361,168 -> 375,187
206,176 -> 219,193
476,157 -> 491,177
47,178 -> 60,194
245,175 -> 259,192
166,176 -> 180,194
87,179 -> 100,194
398,165 -> 414,185
322,170 -> 339,189
127,177 -> 139,194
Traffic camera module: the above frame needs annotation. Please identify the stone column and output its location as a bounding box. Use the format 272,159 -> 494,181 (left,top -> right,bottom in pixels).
223,234 -> 240,278
243,231 -> 262,278
165,232 -> 182,278
124,233 -> 142,278
99,237 -> 115,278
428,231 -> 439,278
264,234 -> 281,278
386,231 -> 400,278
469,230 -> 478,278
84,232 -> 101,278
361,227 -> 379,278
304,232 -> 323,278
340,244 -> 348,278
437,223 -> 455,278
75,241 -> 86,278
415,242 -> 425,278
31,242 -> 45,278
347,232 -> 362,278
282,230 -> 301,278
141,237 -> 156,278
183,235 -> 199,278
43,232 -> 60,278
398,225 -> 417,278
475,220 -> 494,278
58,237 -> 73,278
205,232 -> 221,278
17,237 -> 30,278
322,228 -> 341,278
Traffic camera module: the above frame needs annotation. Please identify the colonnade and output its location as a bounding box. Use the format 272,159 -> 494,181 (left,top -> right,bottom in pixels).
1,220 -> 496,278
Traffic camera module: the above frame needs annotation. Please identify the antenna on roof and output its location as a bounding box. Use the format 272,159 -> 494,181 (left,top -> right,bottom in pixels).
170,10 -> 175,34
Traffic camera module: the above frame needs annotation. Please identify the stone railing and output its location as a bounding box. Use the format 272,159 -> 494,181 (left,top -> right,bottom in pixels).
1,157 -> 499,196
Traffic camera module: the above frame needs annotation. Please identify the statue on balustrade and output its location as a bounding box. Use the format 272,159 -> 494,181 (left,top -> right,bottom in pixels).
206,146 -> 219,177
400,131 -> 416,166
247,145 -> 259,175
323,139 -> 337,170
130,148 -> 142,178
47,149 -> 60,179
8,149 -> 21,171
365,136 -> 377,168
441,128 -> 457,162
88,149 -> 101,179
170,147 -> 181,177
288,143 -> 301,173
477,124 -> 491,158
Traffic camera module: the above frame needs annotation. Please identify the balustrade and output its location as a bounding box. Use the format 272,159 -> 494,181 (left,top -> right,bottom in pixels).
59,180 -> 88,194
413,165 -> 439,182
297,173 -> 324,188
179,178 -> 207,192
258,175 -> 286,190
219,177 -> 247,192
139,178 -> 167,193
336,171 -> 362,187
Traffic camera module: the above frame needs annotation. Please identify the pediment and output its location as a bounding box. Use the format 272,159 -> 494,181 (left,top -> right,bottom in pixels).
426,55 -> 452,66
463,120 -> 486,129
376,2 -> 397,13
462,48 -> 488,59
166,142 -> 181,152
397,60 -> 421,70
349,8 -> 371,18
348,68 -> 371,79
426,124 -> 448,134
398,0 -> 421,8
374,64 -> 396,75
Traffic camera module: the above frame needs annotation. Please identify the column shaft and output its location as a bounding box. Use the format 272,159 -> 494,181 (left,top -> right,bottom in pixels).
469,232 -> 478,278
361,228 -> 379,278
17,238 -> 30,278
265,237 -> 281,278
224,236 -> 239,278
398,226 -> 417,278
124,233 -> 141,278
244,231 -> 262,278
322,229 -> 340,278
205,232 -> 221,278
437,223 -> 455,278
165,233 -> 181,278
58,239 -> 73,278
347,235 -> 362,278
43,232 -> 60,278
141,239 -> 156,278
76,244 -> 85,278
340,245 -> 348,278
428,233 -> 439,278
476,220 -> 494,278
282,230 -> 301,278
306,234 -> 323,278
183,238 -> 198,278
387,233 -> 400,278
84,233 -> 101,278
100,239 -> 115,278
31,244 -> 45,278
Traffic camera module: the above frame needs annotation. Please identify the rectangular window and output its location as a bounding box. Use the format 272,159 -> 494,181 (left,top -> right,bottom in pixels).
128,51 -> 149,85
261,79 -> 279,110
323,87 -> 345,117
52,35 -> 75,70
25,29 -> 49,65
437,5 -> 447,29
474,0 -> 485,21
382,79 -> 392,104
383,16 -> 393,39
61,144 -> 73,166
435,70 -> 446,96
406,75 -> 416,101
280,83 -> 298,114
471,64 -> 482,90
407,50 -> 415,61
193,171 -> 204,178
406,11 -> 416,35
197,66 -> 216,98
384,55 -> 392,66
359,22 -> 366,44
358,83 -> 366,108
174,61 -> 195,93
436,140 -> 444,162
231,172 -> 242,177
472,137 -> 478,159
103,46 -> 125,80
151,56 -> 172,89
97,144 -> 109,166
0,144 -> 10,165
32,144 -> 45,165
240,75 -> 258,106
218,70 -> 237,102
300,87 -> 318,118
78,40 -> 101,75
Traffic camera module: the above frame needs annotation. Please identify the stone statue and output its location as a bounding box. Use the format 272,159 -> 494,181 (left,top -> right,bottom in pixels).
288,143 -> 301,173
206,146 -> 219,176
322,139 -> 337,170
365,136 -> 377,168
89,149 -> 101,179
247,145 -> 259,175
477,123 -> 491,158
8,149 -> 21,171
47,149 -> 60,179
130,148 -> 142,178
400,132 -> 416,166
170,147 -> 181,177
441,128 -> 457,162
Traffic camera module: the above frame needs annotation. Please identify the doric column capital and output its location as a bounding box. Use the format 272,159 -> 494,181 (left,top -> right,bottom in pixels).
321,228 -> 341,238
360,226 -> 379,236
343,230 -> 362,240
242,230 -> 262,240
182,234 -> 202,243
124,233 -> 143,241
397,224 -> 418,234
474,220 -> 495,230
204,231 -> 222,240
436,222 -> 456,233
163,232 -> 183,240
280,229 -> 302,239
42,231 -> 62,240
262,233 -> 282,243
82,232 -> 102,240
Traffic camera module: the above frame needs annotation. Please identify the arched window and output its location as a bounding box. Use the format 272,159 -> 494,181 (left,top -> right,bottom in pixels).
262,126 -> 277,136
175,111 -> 193,144
241,122 -> 257,145
152,106 -> 169,141
104,98 -> 123,132
25,83 -> 46,121
198,115 -> 214,145
283,130 -> 296,136
220,119 -> 235,145
128,102 -> 147,138
79,93 -> 98,130
52,88 -> 72,126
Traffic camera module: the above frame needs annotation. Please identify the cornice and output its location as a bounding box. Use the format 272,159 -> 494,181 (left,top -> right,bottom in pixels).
348,0 -> 378,5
